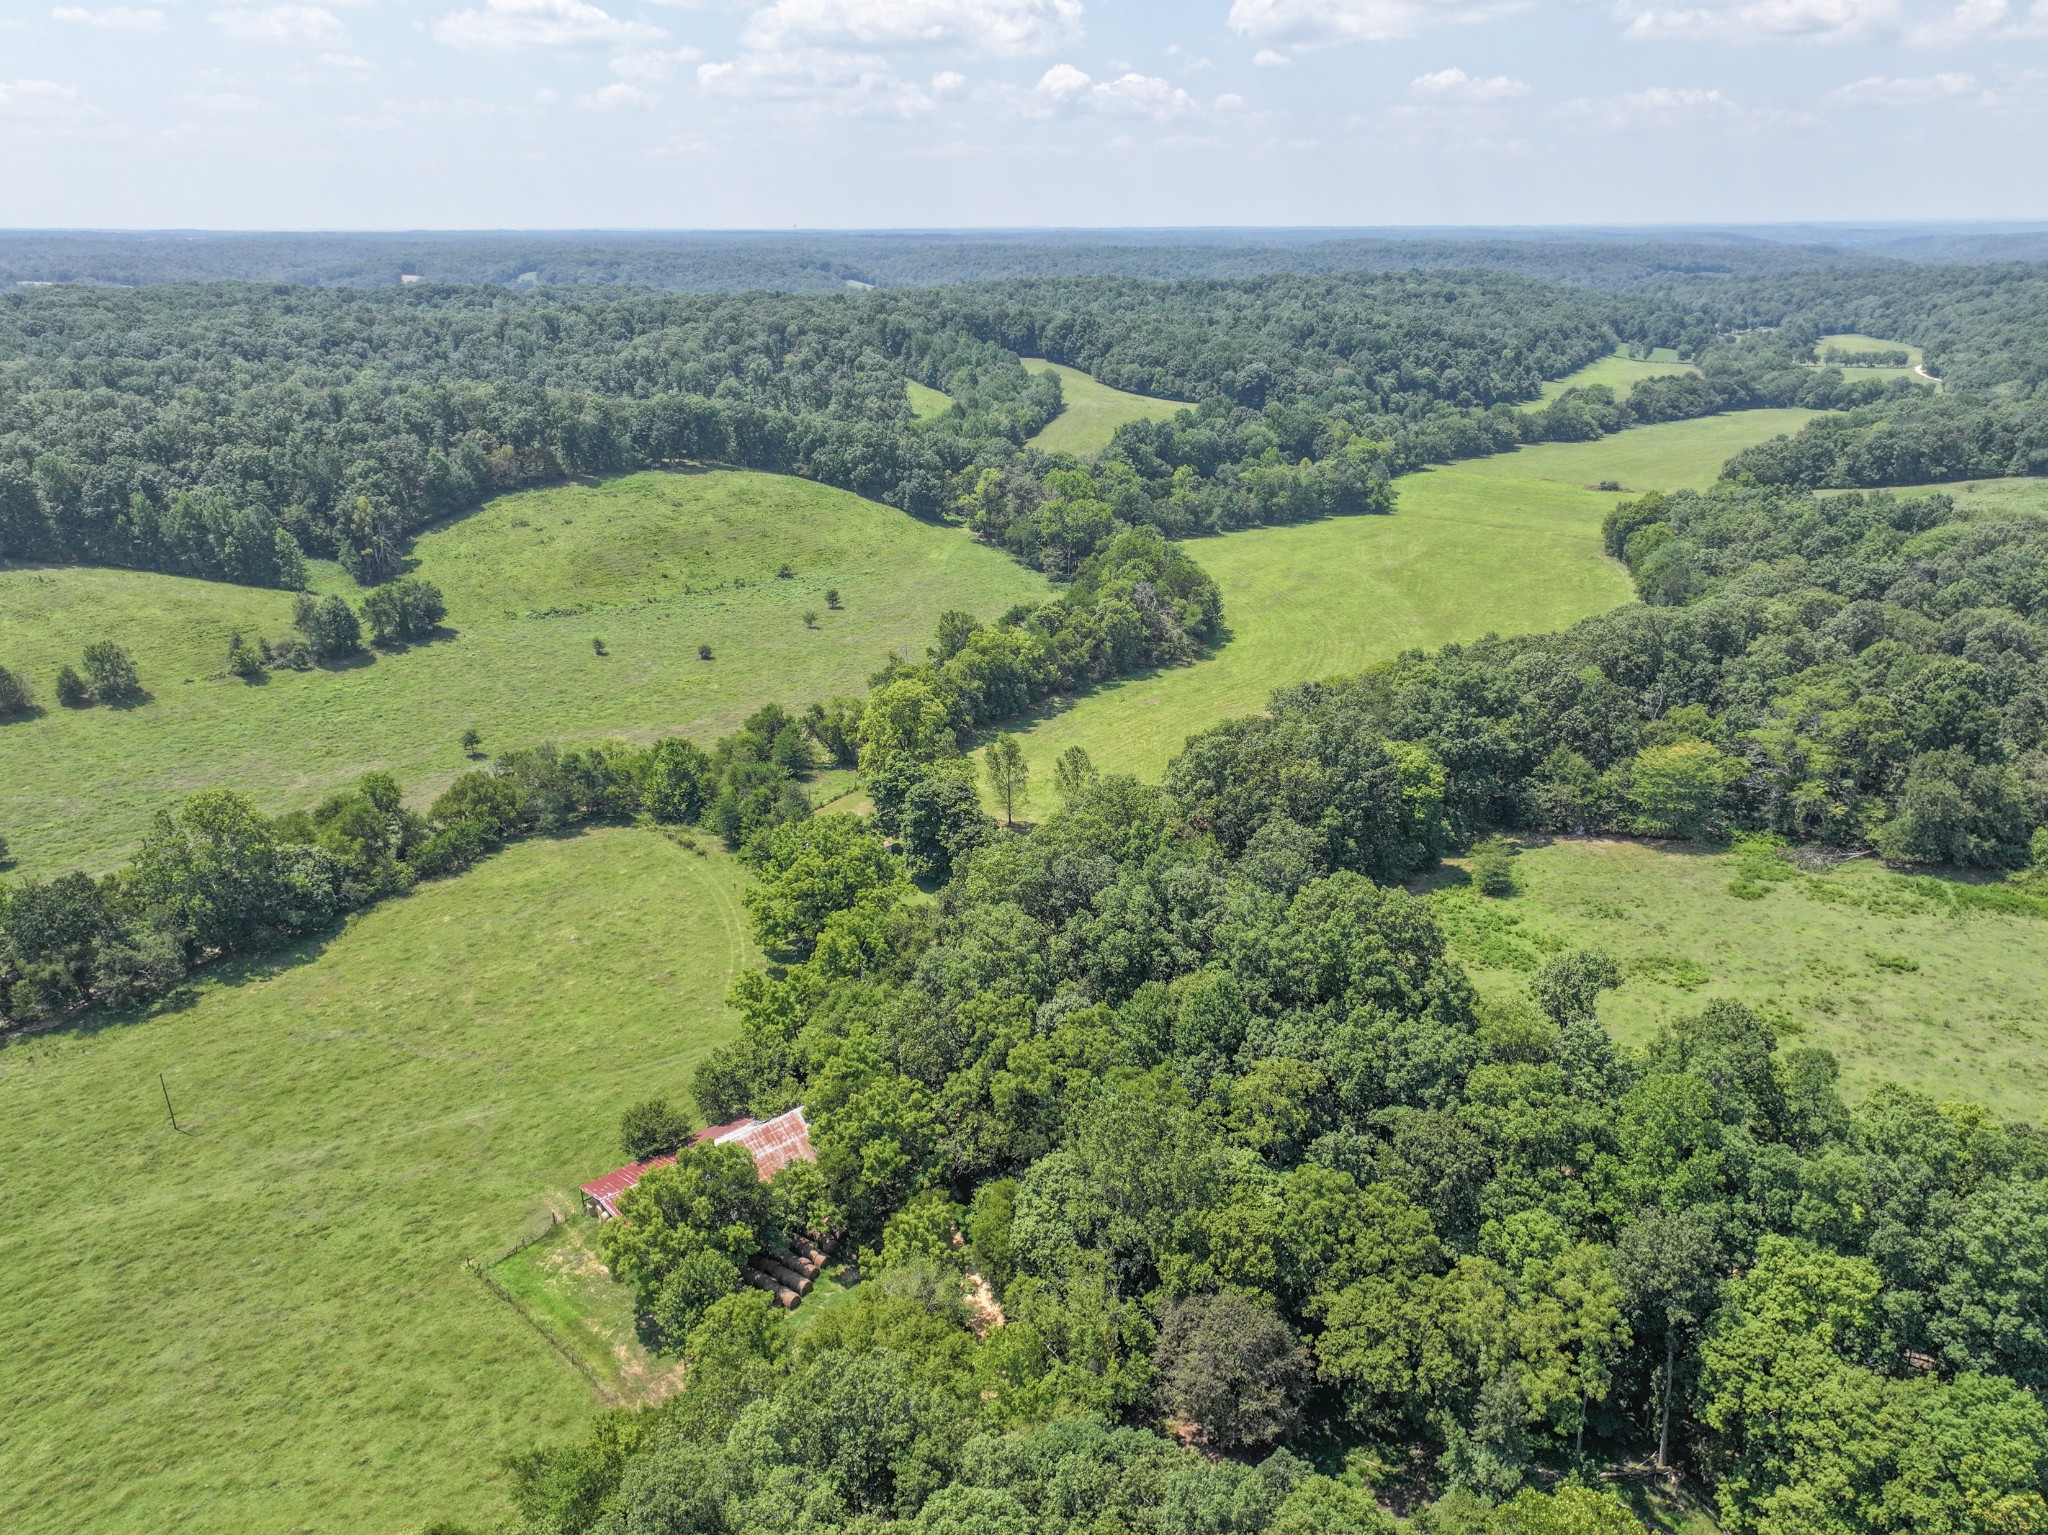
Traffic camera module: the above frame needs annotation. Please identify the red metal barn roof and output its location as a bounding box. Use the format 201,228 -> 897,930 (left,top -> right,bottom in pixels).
579,1108 -> 816,1218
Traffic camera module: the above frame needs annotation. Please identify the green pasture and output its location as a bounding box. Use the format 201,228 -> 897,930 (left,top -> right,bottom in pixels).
0,825 -> 751,1535
906,379 -> 955,420
1815,331 -> 1929,385
1825,475 -> 2048,516
0,469 -> 1049,875
1430,837 -> 2048,1124
1023,359 -> 1185,456
991,411 -> 1816,795
1523,345 -> 1698,408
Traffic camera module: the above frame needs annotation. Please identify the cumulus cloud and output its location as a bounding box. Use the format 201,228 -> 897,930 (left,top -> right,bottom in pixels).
698,47 -> 942,115
1828,69 -> 1976,102
1252,47 -> 1291,64
1410,65 -> 1529,97
52,5 -> 167,31
1562,84 -> 1743,127
739,0 -> 1082,56
1612,0 -> 1901,39
211,4 -> 347,45
579,80 -> 655,108
1905,0 -> 2048,41
435,0 -> 663,53
1228,0 -> 1526,46
1031,63 -> 1202,117
0,79 -> 92,120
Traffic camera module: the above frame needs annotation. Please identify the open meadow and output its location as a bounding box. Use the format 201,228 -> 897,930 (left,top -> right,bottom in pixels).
1814,331 -> 1929,384
1523,345 -> 1698,407
991,409 -> 1819,792
0,826 -> 752,1535
1023,359 -> 1185,456
1428,837 -> 2048,1122
0,469 -> 1049,875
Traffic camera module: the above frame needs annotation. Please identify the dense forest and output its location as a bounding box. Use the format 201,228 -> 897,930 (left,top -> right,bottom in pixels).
1725,393 -> 2048,487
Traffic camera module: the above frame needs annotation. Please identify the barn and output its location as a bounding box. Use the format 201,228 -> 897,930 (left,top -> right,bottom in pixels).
579,1106 -> 815,1219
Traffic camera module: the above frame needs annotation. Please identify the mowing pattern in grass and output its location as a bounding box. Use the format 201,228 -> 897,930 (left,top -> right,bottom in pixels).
0,827 -> 752,1535
905,379 -> 954,420
0,469 -> 1050,874
1432,837 -> 2048,1122
993,411 -> 1818,794
1022,358 -> 1185,456
1522,345 -> 1698,408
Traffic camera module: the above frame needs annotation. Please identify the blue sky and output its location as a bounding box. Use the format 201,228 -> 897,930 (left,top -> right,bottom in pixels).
3,0 -> 2044,227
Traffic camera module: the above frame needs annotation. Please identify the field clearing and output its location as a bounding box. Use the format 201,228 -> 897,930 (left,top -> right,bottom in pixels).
0,469 -> 1050,875
906,379 -> 954,419
1023,358 -> 1186,456
1455,408 -> 1823,492
1430,838 -> 2048,1122
0,826 -> 752,1535
1815,331 -> 1928,385
992,411 -> 1814,793
1524,346 -> 1698,407
1825,475 -> 2048,516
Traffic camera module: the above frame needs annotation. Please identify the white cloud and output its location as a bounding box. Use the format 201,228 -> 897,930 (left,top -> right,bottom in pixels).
1562,84 -> 1743,127
932,68 -> 967,91
212,4 -> 347,44
1252,46 -> 1291,64
0,79 -> 92,120
1827,70 -> 1976,102
1410,65 -> 1529,97
1227,0 -> 1526,46
579,80 -> 655,108
1031,63 -> 1200,118
1905,0 -> 2048,41
52,5 -> 168,31
698,47 -> 940,115
739,0 -> 1082,56
610,46 -> 703,83
435,0 -> 663,53
1613,0 -> 1900,40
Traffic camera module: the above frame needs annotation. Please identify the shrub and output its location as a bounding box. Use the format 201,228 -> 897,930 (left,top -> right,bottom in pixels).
0,665 -> 33,717
698,643 -> 713,661
81,641 -> 142,704
54,665 -> 91,707
620,1097 -> 692,1161
225,632 -> 266,679
1470,835 -> 1519,896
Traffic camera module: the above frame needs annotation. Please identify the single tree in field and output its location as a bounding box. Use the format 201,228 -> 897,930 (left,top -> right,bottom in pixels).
983,735 -> 1029,827
1052,745 -> 1097,803
0,665 -> 33,718
460,728 -> 483,757
802,609 -> 819,629
824,587 -> 841,610
81,641 -> 142,704
698,643 -> 714,661
225,632 -> 265,680
54,664 -> 91,707
592,636 -> 608,656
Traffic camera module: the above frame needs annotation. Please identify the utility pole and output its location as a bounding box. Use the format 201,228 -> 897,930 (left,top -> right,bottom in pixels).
159,1072 -> 182,1133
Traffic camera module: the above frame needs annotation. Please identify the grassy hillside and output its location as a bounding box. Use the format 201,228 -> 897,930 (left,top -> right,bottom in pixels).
991,411 -> 1818,794
906,379 -> 954,420
1524,345 -> 1698,408
1430,838 -> 2048,1122
0,469 -> 1050,875
1023,359 -> 1185,456
1825,475 -> 2048,515
0,826 -> 751,1535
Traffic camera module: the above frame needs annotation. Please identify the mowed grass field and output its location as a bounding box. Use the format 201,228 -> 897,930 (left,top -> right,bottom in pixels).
1524,345 -> 1698,408
1023,359 -> 1186,456
1816,331 -> 1929,385
906,379 -> 955,420
0,826 -> 753,1535
1828,475 -> 2048,516
1429,838 -> 2048,1122
992,410 -> 1819,792
0,469 -> 1050,875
